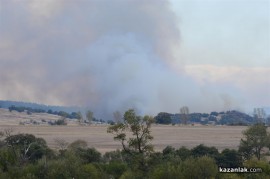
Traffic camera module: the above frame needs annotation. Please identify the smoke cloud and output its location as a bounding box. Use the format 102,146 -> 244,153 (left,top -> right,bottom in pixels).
0,0 -> 266,118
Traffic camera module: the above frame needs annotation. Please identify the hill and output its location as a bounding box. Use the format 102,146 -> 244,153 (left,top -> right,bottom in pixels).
0,108 -> 80,126
0,100 -> 81,113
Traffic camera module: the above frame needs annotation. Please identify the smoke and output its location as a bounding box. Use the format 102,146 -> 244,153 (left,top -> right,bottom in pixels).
0,0 -> 264,119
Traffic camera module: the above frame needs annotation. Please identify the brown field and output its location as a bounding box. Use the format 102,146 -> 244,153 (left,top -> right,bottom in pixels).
0,108 -> 247,153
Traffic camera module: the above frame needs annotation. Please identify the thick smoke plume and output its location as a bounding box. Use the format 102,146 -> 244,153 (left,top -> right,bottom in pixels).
0,0 -> 259,118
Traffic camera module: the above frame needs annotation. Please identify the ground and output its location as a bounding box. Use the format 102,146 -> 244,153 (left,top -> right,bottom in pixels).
0,108 -> 246,153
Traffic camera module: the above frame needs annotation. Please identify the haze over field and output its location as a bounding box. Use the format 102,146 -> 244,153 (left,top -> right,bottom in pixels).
0,0 -> 269,118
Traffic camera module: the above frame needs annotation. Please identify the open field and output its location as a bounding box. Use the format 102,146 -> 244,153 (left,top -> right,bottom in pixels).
0,124 -> 247,153
0,108 -> 248,153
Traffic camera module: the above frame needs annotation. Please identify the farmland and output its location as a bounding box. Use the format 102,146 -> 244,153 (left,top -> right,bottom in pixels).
0,108 -> 247,153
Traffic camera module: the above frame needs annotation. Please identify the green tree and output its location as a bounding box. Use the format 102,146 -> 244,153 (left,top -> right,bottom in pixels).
77,148 -> 101,163
107,109 -> 155,174
239,123 -> 270,160
104,161 -> 127,179
68,140 -> 88,151
5,134 -> 50,164
175,146 -> 191,161
154,112 -> 172,124
103,149 -> 123,163
216,149 -> 242,168
162,146 -> 176,161
149,163 -> 183,179
191,144 -> 219,159
243,159 -> 270,178
182,156 -> 218,179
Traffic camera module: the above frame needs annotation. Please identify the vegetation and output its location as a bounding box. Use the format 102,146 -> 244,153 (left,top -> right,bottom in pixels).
155,110 -> 262,126
154,112 -> 172,124
8,105 -> 83,121
107,109 -> 155,175
0,109 -> 269,178
239,123 -> 270,160
0,134 -> 269,178
180,106 -> 189,125
3,102 -> 269,126
86,110 -> 94,124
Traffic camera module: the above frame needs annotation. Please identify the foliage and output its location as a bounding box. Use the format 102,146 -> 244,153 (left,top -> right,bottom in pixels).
182,156 -> 218,179
107,109 -> 155,173
107,120 -> 115,125
175,146 -> 191,160
5,133 -> 50,164
77,147 -> 102,163
1,121 -> 270,178
216,149 -> 242,168
239,123 -> 270,160
154,112 -> 172,124
68,139 -> 88,151
219,110 -> 254,125
149,162 -> 183,179
8,105 -> 82,120
104,161 -> 128,179
191,144 -> 219,159
103,149 -> 123,163
54,118 -> 67,125
242,159 -> 270,179
107,109 -> 155,155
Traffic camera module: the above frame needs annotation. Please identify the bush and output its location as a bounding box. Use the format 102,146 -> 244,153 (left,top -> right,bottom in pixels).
216,149 -> 242,168
175,146 -> 191,160
191,144 -> 219,158
105,161 -> 128,179
182,156 -> 218,179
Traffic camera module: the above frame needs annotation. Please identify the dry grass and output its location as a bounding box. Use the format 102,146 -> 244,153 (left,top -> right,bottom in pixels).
0,108 -> 247,153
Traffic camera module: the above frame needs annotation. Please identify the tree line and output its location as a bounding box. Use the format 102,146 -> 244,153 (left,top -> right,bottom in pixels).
154,110 -> 266,126
0,109 -> 270,178
8,105 -> 82,120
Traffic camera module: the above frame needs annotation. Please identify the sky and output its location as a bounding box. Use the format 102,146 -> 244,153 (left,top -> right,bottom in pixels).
0,0 -> 269,118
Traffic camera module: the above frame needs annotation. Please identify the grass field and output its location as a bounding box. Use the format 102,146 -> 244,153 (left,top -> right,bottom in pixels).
0,109 -> 247,153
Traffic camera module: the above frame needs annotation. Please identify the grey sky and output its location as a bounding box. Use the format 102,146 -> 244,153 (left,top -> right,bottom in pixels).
171,0 -> 269,67
0,0 -> 269,118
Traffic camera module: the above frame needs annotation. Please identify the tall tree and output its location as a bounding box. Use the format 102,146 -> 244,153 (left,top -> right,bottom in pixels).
107,109 -> 155,173
180,106 -> 189,125
113,111 -> 122,124
86,110 -> 93,124
253,108 -> 266,124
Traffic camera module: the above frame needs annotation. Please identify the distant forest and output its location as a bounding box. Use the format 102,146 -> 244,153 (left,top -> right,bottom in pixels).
0,100 -> 83,121
0,100 -> 81,113
155,110 -> 262,126
0,100 -> 269,126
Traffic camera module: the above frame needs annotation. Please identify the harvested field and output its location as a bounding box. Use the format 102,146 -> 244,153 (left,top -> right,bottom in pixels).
0,124 -> 247,153
0,108 -> 248,153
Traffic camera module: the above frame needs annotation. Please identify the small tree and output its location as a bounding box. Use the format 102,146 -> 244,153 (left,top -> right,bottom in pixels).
86,110 -> 93,124
239,124 -> 270,160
